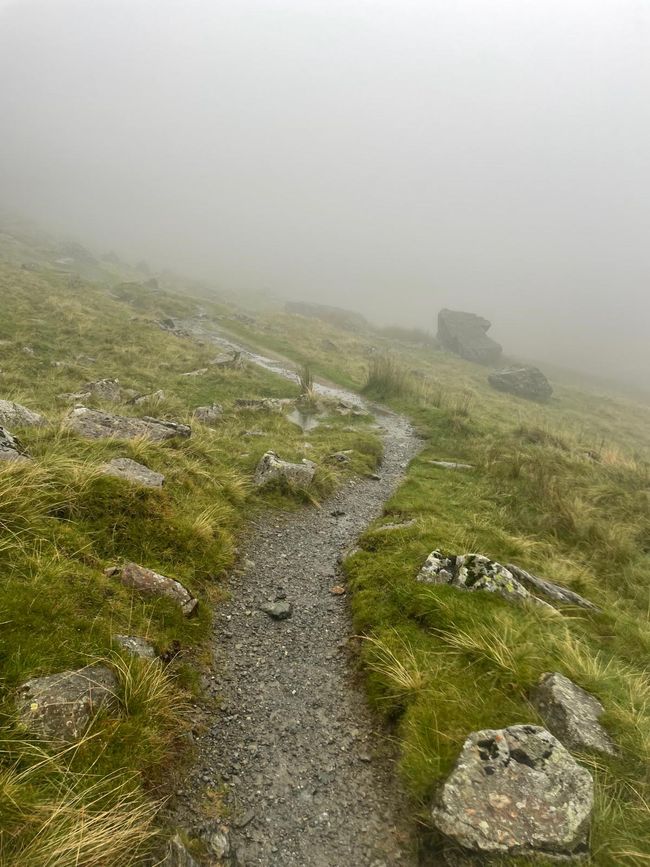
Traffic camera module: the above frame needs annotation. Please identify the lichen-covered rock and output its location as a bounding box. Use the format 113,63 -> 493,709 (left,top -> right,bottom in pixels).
431,724 -> 593,859
532,672 -> 616,755
0,426 -> 29,462
161,834 -> 200,867
17,665 -> 119,742
193,403 -> 224,425
417,551 -> 538,605
107,562 -> 198,616
437,309 -> 502,365
254,451 -> 316,488
488,365 -> 553,401
101,457 -> 165,488
507,564 -> 599,611
113,634 -> 157,659
0,399 -> 47,428
65,407 -> 191,441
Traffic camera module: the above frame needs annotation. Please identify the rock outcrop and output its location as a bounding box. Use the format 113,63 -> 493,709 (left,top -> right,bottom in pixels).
106,562 -> 198,616
254,451 -> 316,489
0,427 -> 28,462
17,665 -> 119,742
532,672 -> 616,755
65,407 -> 191,441
193,403 -> 224,425
162,834 -> 200,867
507,564 -> 599,611
101,457 -> 165,488
488,366 -> 553,401
431,725 -> 593,859
0,399 -> 47,428
437,309 -> 502,365
113,634 -> 157,659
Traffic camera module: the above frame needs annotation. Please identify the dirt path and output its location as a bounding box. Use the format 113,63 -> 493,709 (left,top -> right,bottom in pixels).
168,324 -> 423,866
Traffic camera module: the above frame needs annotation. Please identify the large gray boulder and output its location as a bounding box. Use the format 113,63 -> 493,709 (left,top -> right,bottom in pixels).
437,309 -> 502,365
532,672 -> 616,755
101,457 -> 165,488
106,562 -> 198,616
431,724 -> 593,859
488,366 -> 553,401
0,399 -> 47,428
65,407 -> 191,441
254,451 -> 316,489
17,665 -> 119,742
0,426 -> 28,463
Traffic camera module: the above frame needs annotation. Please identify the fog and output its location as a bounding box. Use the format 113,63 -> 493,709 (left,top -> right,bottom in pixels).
1,0 -> 649,390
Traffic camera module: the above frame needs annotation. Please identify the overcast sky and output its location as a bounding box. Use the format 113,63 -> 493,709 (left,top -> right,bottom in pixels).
1,0 -> 649,388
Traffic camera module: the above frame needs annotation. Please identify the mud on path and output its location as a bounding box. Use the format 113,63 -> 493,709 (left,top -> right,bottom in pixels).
168,323 -> 423,866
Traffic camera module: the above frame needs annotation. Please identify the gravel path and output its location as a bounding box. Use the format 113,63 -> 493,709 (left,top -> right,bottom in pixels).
168,325 -> 423,866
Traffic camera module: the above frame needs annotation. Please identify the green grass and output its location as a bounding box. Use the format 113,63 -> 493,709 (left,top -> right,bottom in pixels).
0,252 -> 382,864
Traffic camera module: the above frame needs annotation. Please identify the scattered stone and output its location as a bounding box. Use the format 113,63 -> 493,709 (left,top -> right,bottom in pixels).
377,518 -> 416,531
83,378 -> 122,401
333,399 -> 369,417
0,426 -> 29,463
507,563 -> 599,611
211,350 -> 245,369
437,309 -> 502,365
235,398 -> 286,413
329,585 -> 346,595
427,460 -> 474,470
162,834 -> 200,867
532,672 -> 616,755
254,451 -> 316,488
0,399 -> 47,428
106,562 -> 198,616
488,365 -> 553,401
113,634 -> 157,659
129,389 -> 166,405
180,368 -> 208,377
193,403 -> 224,425
17,665 -> 119,742
328,451 -> 351,464
260,601 -> 293,620
431,724 -> 593,859
101,457 -> 165,488
65,407 -> 191,441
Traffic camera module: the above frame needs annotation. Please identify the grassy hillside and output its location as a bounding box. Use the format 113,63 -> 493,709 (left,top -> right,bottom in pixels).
0,252 -> 381,865
220,308 -> 650,865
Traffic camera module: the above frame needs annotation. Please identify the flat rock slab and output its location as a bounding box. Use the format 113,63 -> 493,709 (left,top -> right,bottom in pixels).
532,672 -> 616,755
107,562 -> 198,616
65,407 -> 191,441
0,426 -> 29,463
254,451 -> 316,488
113,634 -> 157,659
427,460 -> 474,470
17,665 -> 119,742
0,399 -> 46,428
431,724 -> 593,859
101,457 -> 165,488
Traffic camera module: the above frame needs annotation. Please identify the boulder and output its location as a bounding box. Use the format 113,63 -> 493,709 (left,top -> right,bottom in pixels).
437,309 -> 502,365
17,665 -> 119,742
488,366 -> 553,401
193,403 -> 224,425
507,564 -> 599,611
101,457 -> 165,488
113,634 -> 157,659
0,399 -> 46,428
65,407 -> 191,441
254,451 -> 316,488
0,426 -> 29,463
161,834 -> 200,867
532,672 -> 616,755
417,551 -> 542,606
106,562 -> 198,616
431,725 -> 593,859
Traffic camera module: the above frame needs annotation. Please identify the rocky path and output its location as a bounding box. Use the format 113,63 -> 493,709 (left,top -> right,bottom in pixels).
167,324 -> 423,866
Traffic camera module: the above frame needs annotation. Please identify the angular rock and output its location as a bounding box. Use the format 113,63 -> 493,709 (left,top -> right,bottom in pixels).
80,378 -> 122,402
210,350 -> 245,369
193,403 -> 224,425
507,564 -> 599,611
0,426 -> 29,463
254,451 -> 316,488
0,399 -> 47,428
101,457 -> 165,488
65,407 -> 191,441
333,399 -> 369,417
113,634 -> 157,659
261,600 -> 293,620
431,724 -> 593,859
437,309 -> 502,365
129,389 -> 166,405
418,551 -> 539,606
17,665 -> 119,742
532,672 -> 616,755
107,562 -> 198,616
488,365 -> 553,401
162,834 -> 200,867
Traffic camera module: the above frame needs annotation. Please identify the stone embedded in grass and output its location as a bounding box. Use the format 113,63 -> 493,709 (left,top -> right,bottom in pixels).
193,403 -> 224,425
532,672 -> 616,756
0,398 -> 47,428
261,600 -> 293,620
431,724 -> 593,859
17,665 -> 119,743
488,365 -> 553,401
107,562 -> 198,617
507,563 -> 599,611
65,406 -> 191,441
129,389 -> 166,405
0,426 -> 29,463
113,634 -> 157,659
327,451 -> 352,464
427,460 -> 474,470
235,397 -> 286,413
162,834 -> 200,867
101,457 -> 165,488
180,368 -> 208,377
254,451 -> 316,489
